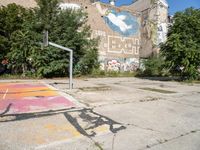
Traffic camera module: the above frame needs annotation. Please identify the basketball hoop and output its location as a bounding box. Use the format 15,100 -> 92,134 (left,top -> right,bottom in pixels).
41,30 -> 73,90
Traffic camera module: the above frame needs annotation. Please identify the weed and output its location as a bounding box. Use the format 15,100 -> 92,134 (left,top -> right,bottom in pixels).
79,86 -> 111,91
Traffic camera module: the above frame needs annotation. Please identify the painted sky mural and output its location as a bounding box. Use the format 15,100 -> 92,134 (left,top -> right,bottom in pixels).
59,2 -> 140,37
104,9 -> 139,36
95,2 -> 139,37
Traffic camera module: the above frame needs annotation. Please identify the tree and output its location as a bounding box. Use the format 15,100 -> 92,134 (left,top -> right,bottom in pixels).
0,4 -> 27,62
161,8 -> 200,80
7,29 -> 40,75
32,0 -> 99,77
0,0 -> 99,77
4,5 -> 40,75
35,0 -> 59,31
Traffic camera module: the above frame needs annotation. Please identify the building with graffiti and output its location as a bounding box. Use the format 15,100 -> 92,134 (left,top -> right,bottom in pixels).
0,0 -> 169,72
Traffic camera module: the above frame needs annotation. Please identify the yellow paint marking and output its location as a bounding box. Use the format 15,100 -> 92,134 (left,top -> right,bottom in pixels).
60,124 -> 81,137
44,123 -> 81,137
35,137 -> 46,145
93,125 -> 109,133
44,124 -> 56,130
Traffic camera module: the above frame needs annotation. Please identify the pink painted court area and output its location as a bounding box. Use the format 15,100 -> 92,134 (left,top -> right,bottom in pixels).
0,82 -> 75,114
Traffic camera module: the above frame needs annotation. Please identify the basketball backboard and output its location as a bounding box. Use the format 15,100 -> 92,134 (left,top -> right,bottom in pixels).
43,30 -> 49,47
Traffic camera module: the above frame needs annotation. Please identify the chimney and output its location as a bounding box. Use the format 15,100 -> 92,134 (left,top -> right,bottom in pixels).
109,0 -> 115,6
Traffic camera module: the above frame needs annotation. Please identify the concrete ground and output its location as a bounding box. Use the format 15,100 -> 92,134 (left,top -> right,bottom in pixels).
0,77 -> 200,150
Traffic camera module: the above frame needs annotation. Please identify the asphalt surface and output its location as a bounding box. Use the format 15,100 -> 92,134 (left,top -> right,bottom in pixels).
0,77 -> 200,150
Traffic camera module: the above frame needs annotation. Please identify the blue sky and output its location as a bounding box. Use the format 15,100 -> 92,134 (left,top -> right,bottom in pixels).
100,0 -> 200,15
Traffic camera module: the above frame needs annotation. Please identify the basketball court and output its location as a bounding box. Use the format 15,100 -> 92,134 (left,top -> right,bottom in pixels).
0,81 -> 125,149
0,81 -> 76,115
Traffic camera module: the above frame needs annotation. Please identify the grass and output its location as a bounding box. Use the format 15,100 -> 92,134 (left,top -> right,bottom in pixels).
192,80 -> 200,84
179,80 -> 200,86
88,70 -> 137,78
0,69 -> 137,80
0,74 -> 27,79
139,88 -> 176,94
0,74 -> 41,79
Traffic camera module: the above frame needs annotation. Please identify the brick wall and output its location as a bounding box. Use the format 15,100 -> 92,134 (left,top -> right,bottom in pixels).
0,0 -> 169,71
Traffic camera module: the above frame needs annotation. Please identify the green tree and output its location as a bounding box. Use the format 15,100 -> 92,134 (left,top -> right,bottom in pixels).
161,8 -> 200,80
0,0 -> 99,77
35,0 -> 59,31
7,30 -> 39,75
0,4 -> 27,61
32,0 -> 99,77
4,6 -> 41,75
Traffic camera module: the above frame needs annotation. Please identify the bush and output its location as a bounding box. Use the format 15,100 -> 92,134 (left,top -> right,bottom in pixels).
0,4 -> 29,63
138,55 -> 170,77
0,1 -> 99,78
89,69 -> 137,78
161,8 -> 200,80
74,39 -> 99,76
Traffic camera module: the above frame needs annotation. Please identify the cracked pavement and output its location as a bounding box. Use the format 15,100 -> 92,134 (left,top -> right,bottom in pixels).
0,77 -> 200,150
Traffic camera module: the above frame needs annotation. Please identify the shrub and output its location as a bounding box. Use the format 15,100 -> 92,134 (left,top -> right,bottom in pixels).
138,55 -> 170,77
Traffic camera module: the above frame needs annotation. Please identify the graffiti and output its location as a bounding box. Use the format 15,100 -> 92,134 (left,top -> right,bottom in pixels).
92,30 -> 140,55
0,82 -> 75,115
108,36 -> 140,54
59,3 -> 81,10
92,30 -> 108,55
92,30 -> 107,37
94,2 -> 139,37
107,60 -> 121,71
157,23 -> 168,44
123,58 -> 139,71
102,58 -> 139,72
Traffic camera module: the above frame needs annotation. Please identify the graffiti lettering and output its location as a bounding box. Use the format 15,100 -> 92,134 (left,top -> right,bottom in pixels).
103,58 -> 139,72
93,30 -> 107,37
108,36 -> 140,55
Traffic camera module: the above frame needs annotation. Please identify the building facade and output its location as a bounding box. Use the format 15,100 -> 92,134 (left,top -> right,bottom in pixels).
0,0 -> 169,72
121,0 -> 169,58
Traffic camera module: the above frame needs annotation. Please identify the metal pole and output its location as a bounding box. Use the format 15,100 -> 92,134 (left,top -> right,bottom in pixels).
69,51 -> 73,90
49,42 -> 73,90
49,42 -> 73,53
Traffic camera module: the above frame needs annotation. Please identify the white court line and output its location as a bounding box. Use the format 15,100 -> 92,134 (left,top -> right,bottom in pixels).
3,88 -> 8,100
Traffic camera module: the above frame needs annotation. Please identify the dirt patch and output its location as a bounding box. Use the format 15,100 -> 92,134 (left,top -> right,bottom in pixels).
96,83 -> 107,86
140,97 -> 160,102
79,86 -> 111,91
113,82 -> 121,85
0,116 -> 16,122
139,88 -> 176,94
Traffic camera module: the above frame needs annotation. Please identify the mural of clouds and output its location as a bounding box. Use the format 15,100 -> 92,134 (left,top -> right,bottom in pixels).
104,9 -> 139,37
